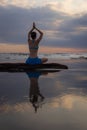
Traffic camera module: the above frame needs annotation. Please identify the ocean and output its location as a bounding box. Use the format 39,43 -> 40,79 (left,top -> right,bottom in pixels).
0,52 -> 87,130
0,52 -> 87,62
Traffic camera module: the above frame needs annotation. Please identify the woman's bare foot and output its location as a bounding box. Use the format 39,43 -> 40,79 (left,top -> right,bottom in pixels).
41,58 -> 48,63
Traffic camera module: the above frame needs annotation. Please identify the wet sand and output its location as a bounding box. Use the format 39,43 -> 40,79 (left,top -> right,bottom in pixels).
0,59 -> 87,130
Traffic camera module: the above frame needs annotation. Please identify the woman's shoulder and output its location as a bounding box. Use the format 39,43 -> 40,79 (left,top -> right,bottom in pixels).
28,39 -> 39,44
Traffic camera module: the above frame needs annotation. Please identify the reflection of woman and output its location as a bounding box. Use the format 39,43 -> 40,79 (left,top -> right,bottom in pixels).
26,22 -> 48,65
27,72 -> 44,113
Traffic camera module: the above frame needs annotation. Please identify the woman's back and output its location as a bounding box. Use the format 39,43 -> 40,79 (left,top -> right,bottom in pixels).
28,39 -> 39,58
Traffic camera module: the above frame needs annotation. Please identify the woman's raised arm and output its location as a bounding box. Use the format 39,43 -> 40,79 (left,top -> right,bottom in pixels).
33,22 -> 43,42
28,24 -> 35,40
35,27 -> 43,42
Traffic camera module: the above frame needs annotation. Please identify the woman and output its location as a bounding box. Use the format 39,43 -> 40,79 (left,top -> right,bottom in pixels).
26,22 -> 48,64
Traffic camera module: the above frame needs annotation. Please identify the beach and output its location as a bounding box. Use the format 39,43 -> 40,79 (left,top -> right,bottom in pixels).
0,53 -> 87,130
0,0 -> 87,129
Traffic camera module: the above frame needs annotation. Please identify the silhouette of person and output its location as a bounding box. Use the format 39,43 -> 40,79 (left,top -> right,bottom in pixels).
26,22 -> 48,65
26,71 -> 45,113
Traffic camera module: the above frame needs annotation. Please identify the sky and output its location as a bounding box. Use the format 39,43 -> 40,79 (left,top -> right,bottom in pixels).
0,0 -> 87,53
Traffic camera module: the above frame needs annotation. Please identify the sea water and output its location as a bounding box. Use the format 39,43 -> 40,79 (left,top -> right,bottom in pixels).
0,53 -> 87,130
0,52 -> 87,62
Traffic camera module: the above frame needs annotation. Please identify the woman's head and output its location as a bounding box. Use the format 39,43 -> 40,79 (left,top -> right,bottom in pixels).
31,31 -> 37,39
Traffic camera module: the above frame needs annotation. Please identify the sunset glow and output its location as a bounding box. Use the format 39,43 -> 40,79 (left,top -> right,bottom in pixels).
0,43 -> 87,53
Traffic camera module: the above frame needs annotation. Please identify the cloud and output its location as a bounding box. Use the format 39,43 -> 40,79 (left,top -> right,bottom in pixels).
1,0 -> 87,14
56,14 -> 87,48
0,4 -> 87,49
0,5 -> 66,43
0,0 -> 36,8
46,0 -> 87,15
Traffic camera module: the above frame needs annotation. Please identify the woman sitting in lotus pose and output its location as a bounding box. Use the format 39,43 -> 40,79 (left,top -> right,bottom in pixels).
26,22 -> 48,65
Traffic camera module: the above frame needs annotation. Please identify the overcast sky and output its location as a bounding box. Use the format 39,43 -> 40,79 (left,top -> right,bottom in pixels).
0,0 -> 87,51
